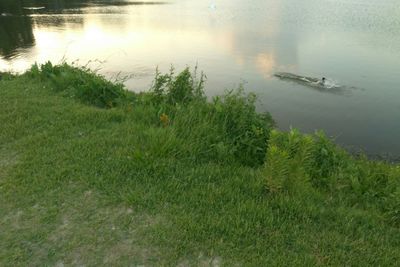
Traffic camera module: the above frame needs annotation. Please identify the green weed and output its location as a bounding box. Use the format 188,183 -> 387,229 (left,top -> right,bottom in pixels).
143,67 -> 274,166
263,129 -> 400,225
28,61 -> 127,108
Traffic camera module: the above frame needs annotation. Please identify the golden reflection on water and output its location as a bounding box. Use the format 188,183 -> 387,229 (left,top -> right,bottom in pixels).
0,1 -> 290,84
255,53 -> 276,79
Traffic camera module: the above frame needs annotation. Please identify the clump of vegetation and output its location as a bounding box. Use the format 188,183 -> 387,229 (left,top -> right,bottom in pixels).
25,62 -> 274,166
264,129 -> 400,225
28,61 -> 127,108
144,66 -> 274,166
150,66 -> 206,105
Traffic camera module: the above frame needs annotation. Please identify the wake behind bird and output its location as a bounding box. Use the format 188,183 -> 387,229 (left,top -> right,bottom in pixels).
274,72 -> 340,90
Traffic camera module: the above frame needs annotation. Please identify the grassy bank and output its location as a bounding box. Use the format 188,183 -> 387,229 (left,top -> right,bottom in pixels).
1,62 -> 399,266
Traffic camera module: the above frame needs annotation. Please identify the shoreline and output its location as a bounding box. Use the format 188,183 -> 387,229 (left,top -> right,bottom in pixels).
1,62 -> 399,266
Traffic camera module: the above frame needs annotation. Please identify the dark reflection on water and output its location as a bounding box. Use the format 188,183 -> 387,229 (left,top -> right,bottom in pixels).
1,0 -> 168,14
0,1 -> 96,58
0,16 -> 35,59
0,0 -> 86,13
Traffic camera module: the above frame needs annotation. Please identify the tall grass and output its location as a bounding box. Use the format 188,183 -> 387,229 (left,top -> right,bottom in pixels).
28,61 -> 127,108
25,62 -> 274,166
264,129 -> 400,225
135,66 -> 275,166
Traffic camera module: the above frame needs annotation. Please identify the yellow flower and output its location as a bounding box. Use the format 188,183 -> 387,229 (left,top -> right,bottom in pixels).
160,113 -> 169,127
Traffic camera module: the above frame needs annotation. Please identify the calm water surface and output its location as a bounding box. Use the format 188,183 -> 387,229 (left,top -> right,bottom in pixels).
1,0 -> 400,155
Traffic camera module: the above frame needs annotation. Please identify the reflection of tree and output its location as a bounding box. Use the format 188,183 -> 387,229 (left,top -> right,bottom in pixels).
15,0 -> 105,11
0,1 -> 89,59
0,0 -> 23,15
0,1 -> 31,58
0,1 -> 97,14
0,16 -> 35,59
0,0 -> 142,59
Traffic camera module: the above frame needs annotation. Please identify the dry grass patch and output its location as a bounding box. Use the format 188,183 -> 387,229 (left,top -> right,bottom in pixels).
0,182 -> 165,266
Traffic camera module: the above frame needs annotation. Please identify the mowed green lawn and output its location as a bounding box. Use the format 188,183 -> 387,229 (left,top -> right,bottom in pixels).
1,65 -> 399,266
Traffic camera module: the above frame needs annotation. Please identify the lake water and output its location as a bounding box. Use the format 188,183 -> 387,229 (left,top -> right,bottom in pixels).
1,0 -> 400,156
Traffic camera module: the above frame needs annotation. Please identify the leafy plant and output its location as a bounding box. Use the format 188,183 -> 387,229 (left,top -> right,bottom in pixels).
27,61 -> 127,108
150,66 -> 206,106
147,68 -> 274,166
